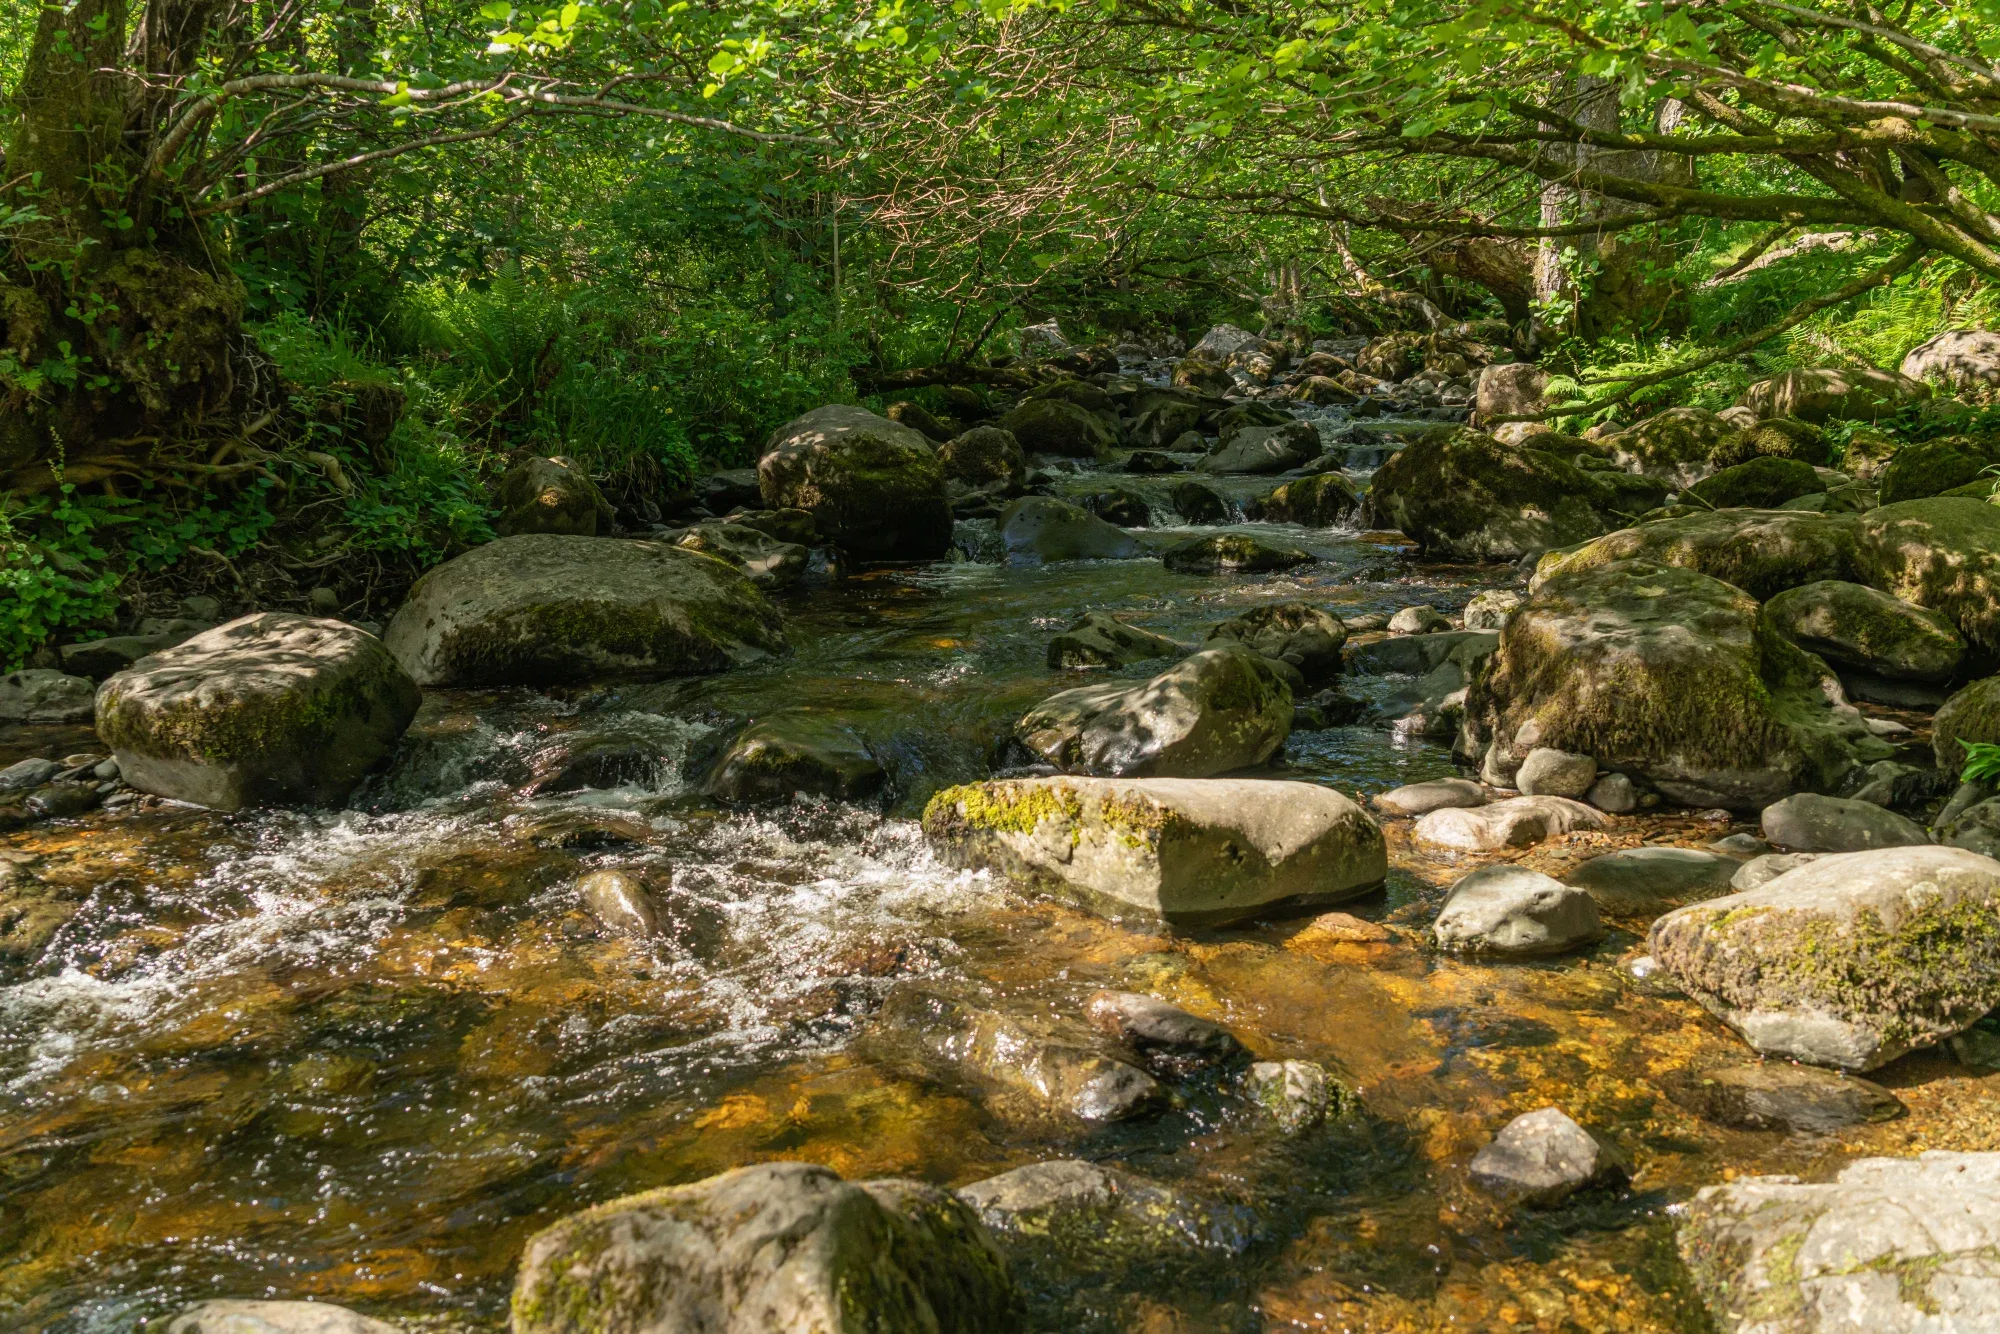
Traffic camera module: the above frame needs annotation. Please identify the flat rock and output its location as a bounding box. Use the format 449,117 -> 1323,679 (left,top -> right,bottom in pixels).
0,669 -> 96,723
1016,646 -> 1291,777
165,1301 -> 402,1334
1433,865 -> 1601,956
1563,847 -> 1740,911
958,1160 -> 1254,1257
1469,1107 -> 1627,1207
1760,792 -> 1931,853
384,534 -> 787,687
512,1161 -> 1015,1333
1047,612 -> 1185,670
97,614 -> 420,811
1413,795 -> 1609,852
1372,777 -> 1486,817
1679,1152 -> 2000,1331
922,776 -> 1387,926
1665,1062 -> 1904,1133
1648,846 -> 2000,1070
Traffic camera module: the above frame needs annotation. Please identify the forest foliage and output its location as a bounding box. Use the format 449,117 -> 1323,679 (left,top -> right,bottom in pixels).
3,0 -> 2000,664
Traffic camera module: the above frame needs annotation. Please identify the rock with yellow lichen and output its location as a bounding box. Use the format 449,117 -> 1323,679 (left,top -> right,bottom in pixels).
921,775 -> 1386,926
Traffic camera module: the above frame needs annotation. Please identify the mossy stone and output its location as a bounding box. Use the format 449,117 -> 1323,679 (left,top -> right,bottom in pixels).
1875,435 -> 2000,505
1533,509 -> 1861,602
1764,580 -> 1963,683
1854,497 -> 2000,655
1685,456 -> 1826,510
1367,427 -> 1624,561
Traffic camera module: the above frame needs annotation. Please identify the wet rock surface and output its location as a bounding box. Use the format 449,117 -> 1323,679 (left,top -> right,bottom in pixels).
1431,865 -> 1601,956
165,1301 -> 403,1333
1015,646 -> 1292,777
1469,1107 -> 1627,1207
760,405 -> 954,559
1663,1061 -> 1904,1133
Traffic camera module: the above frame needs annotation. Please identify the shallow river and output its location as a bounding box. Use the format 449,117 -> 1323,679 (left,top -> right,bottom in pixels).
4,422 -> 1999,1332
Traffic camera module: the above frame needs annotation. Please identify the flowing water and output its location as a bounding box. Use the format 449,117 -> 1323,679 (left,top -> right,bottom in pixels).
6,406 -> 2000,1332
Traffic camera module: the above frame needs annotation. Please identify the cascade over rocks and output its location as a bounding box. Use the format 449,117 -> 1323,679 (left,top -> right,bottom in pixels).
759,405 -> 952,560
384,535 -> 787,687
1648,846 -> 2000,1070
1532,509 -> 1861,602
1737,365 -> 1930,423
1015,646 -> 1292,777
511,1161 -> 1016,1334
921,776 -> 1387,925
1367,428 -> 1640,561
1469,559 -> 1889,810
97,614 -> 419,811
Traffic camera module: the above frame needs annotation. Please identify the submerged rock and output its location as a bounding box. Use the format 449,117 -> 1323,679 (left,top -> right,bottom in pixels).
1084,990 -> 1246,1072
1162,533 -> 1315,575
1764,579 -> 1963,683
0,669 -> 96,723
384,535 -> 786,687
1678,1152 -> 2000,1332
165,1301 -> 402,1334
998,497 -> 1139,563
97,614 -> 419,811
705,714 -> 884,804
1648,846 -> 2000,1070
576,869 -> 661,938
1759,792 -> 1931,853
1664,1061 -> 1904,1133
958,1160 -> 1254,1258
1432,865 -> 1601,956
1245,1059 -> 1345,1133
1469,559 -> 1887,810
1203,602 -> 1346,683
492,455 -> 616,537
1469,1107 -> 1627,1207
1046,611 -> 1185,670
1016,647 -> 1291,777
512,1161 -> 1016,1334
1413,795 -> 1608,852
921,776 -> 1387,926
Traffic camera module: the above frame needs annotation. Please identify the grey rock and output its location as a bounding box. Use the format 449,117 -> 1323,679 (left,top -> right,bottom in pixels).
1764,580 -> 1964,683
179,595 -> 223,622
1245,1059 -> 1343,1133
697,467 -> 763,513
706,715 -> 883,804
1084,990 -> 1245,1071
1372,777 -> 1486,817
1665,1062 -> 1904,1133
1346,630 -> 1497,677
1413,795 -> 1609,852
60,632 -> 196,681
512,1161 -> 1016,1334
922,776 -> 1387,926
1016,646 -> 1291,778
1515,747 -> 1598,799
1760,792 -> 1931,853
1584,772 -> 1638,813
577,869 -> 662,938
165,1301 -> 401,1334
1197,421 -> 1319,474
1649,846 -> 2000,1070
97,615 -> 420,811
1679,1152 -> 2000,1332
0,758 -> 61,792
1432,864 -> 1601,956
997,497 -> 1138,563
761,405 -> 953,559
1203,602 -> 1346,683
1901,329 -> 2000,399
1162,533 -> 1316,575
958,1160 -> 1254,1257
1388,605 -> 1449,635
1462,588 -> 1523,631
384,534 -> 786,687
1731,852 -> 1825,890
1469,1107 -> 1627,1207
1938,780 -> 1995,829
1047,612 -> 1185,670
1564,847 -> 1740,911
1846,759 -> 1942,812
1942,797 -> 2000,859
0,669 -> 96,723
1710,832 -> 1772,856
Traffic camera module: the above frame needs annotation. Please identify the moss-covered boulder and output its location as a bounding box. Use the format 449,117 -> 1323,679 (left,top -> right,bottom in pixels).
1197,421 -> 1320,474
1046,612 -> 1187,670
1467,559 -> 1889,810
704,713 -> 884,804
1648,846 -> 2000,1070
1764,581 -> 1963,683
936,425 -> 1026,485
1854,497 -> 2000,655
1367,428 -> 1628,561
1204,602 -> 1346,683
1601,407 -> 1741,487
1685,457 -> 1825,510
1932,675 -> 2000,772
998,497 -> 1139,562
1874,434 -> 2000,504
1162,533 -> 1315,574
1532,509 -> 1861,602
1737,365 -> 1931,423
1708,416 -> 1831,470
511,1161 -> 1017,1334
920,775 -> 1386,925
1170,480 -> 1230,525
384,534 -> 787,687
1017,646 -> 1291,777
997,396 -> 1118,457
97,614 -> 420,811
492,455 -> 616,537
673,521 -> 809,589
1253,472 -> 1360,526
759,405 -> 952,560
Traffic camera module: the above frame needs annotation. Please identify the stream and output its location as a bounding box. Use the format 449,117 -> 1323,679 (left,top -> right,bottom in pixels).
6,392 -> 2000,1333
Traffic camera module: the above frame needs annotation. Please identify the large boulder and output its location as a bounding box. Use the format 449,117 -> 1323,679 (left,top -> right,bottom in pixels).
1901,329 -> 2000,402
1197,421 -> 1319,474
1679,1152 -> 2000,1332
1648,846 -> 2000,1070
1764,580 -> 1963,682
384,535 -> 786,687
1253,473 -> 1360,526
1708,416 -> 1832,470
1601,407 -> 1740,487
492,455 -> 616,537
1204,602 -> 1346,683
936,425 -> 1026,485
1932,674 -> 2000,772
511,1161 -> 1016,1334
1854,497 -> 2000,654
921,775 -> 1387,925
0,669 -> 96,723
1468,559 -> 1888,810
1473,361 -> 1546,422
1532,509 -> 1860,602
997,397 -> 1117,457
705,714 -> 884,804
1016,646 -> 1291,777
1367,428 -> 1631,561
1738,365 -> 1931,423
997,497 -> 1139,563
1875,433 -> 2000,504
758,405 -> 952,560
1684,456 -> 1825,510
96,614 -> 419,811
